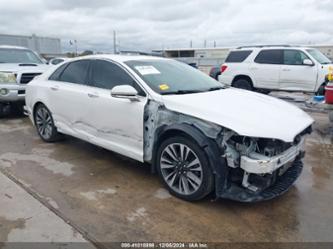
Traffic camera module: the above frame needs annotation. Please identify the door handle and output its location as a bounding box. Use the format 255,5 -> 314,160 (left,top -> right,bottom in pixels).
282,69 -> 291,72
50,86 -> 59,91
88,93 -> 99,98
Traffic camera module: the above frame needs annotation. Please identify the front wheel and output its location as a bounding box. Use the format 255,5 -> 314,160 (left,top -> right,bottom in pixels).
0,103 -> 11,118
34,104 -> 62,142
156,136 -> 214,201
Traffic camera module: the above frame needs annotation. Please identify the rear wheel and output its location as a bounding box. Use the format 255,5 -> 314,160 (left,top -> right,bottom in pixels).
316,83 -> 326,96
156,136 -> 214,201
233,79 -> 253,91
34,104 -> 62,142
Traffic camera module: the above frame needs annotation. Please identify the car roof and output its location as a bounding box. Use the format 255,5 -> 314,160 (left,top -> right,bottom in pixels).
72,54 -> 169,63
234,45 -> 312,51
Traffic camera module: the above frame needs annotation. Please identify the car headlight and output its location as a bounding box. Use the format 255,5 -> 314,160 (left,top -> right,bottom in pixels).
0,72 -> 17,84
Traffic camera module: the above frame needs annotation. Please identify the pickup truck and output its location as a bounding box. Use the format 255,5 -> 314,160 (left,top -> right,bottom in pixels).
0,45 -> 49,117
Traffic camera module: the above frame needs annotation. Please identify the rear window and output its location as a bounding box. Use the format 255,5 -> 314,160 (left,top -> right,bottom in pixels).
225,50 -> 252,63
254,50 -> 283,64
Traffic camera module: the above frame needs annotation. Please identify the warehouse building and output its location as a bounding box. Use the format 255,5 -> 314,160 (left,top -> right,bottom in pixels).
0,33 -> 62,58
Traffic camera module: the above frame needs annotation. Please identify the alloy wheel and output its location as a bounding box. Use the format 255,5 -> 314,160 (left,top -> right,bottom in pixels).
35,106 -> 53,140
160,143 -> 203,195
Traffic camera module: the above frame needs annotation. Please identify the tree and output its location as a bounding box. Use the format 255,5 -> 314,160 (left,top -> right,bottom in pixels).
80,50 -> 94,56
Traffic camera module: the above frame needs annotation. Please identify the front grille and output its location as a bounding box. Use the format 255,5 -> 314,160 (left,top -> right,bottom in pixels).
20,73 -> 41,84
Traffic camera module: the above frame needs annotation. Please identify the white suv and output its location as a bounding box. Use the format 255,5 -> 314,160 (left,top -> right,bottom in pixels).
219,45 -> 332,94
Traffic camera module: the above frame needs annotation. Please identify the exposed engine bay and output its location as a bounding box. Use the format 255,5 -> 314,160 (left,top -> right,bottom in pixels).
221,131 -> 294,168
219,126 -> 312,194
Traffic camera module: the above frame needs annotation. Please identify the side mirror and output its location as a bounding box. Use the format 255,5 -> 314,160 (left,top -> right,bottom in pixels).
111,85 -> 139,101
303,59 -> 314,66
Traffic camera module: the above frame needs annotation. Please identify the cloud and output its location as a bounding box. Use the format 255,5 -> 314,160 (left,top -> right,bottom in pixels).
0,0 -> 332,53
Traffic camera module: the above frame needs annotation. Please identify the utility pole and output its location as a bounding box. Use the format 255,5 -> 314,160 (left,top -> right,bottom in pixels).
204,40 -> 207,48
214,40 -> 216,48
113,31 -> 117,54
70,40 -> 78,57
190,40 -> 192,48
74,40 -> 78,56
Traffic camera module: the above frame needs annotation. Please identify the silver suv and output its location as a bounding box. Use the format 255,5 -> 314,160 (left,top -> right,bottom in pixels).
0,45 -> 49,116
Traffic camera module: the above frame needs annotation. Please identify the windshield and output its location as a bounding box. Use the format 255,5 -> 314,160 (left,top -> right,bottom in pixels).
306,49 -> 331,64
125,59 -> 223,95
0,49 -> 44,64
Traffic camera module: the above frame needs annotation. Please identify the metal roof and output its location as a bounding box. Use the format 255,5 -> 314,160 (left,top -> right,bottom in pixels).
0,45 -> 29,50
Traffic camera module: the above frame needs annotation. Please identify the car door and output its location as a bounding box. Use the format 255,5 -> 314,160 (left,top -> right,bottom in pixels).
279,49 -> 318,92
48,60 -> 92,140
251,49 -> 283,89
82,59 -> 147,162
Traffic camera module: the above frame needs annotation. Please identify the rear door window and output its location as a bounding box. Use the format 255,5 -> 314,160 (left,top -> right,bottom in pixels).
254,50 -> 283,64
225,50 -> 252,63
59,60 -> 90,85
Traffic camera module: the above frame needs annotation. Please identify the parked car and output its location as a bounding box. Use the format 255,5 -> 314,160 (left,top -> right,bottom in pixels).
25,55 -> 313,202
219,45 -> 333,95
187,63 -> 198,69
209,65 -> 221,80
48,57 -> 68,66
0,45 -> 49,117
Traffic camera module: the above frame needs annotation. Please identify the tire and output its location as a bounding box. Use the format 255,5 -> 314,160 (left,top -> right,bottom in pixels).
156,136 -> 214,201
0,103 -> 10,118
233,79 -> 253,91
34,104 -> 62,142
10,102 -> 24,116
316,84 -> 326,96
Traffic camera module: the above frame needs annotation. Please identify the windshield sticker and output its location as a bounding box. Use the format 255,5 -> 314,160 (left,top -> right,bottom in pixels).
135,65 -> 161,75
159,84 -> 170,91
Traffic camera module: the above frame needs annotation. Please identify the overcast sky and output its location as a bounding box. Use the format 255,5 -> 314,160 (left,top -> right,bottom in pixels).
0,0 -> 332,53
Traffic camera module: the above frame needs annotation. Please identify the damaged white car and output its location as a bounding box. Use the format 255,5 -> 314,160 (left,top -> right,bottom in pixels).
25,55 -> 314,202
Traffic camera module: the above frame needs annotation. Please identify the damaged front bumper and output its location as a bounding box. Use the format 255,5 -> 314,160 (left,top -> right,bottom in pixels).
240,138 -> 305,175
217,139 -> 306,202
219,157 -> 303,202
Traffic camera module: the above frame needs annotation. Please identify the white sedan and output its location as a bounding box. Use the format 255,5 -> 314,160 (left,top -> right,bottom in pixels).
25,55 -> 314,202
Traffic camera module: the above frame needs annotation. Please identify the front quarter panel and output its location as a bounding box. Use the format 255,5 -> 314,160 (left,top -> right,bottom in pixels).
26,78 -> 53,125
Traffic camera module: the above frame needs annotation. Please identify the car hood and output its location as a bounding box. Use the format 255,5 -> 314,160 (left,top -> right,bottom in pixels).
161,88 -> 314,142
0,63 -> 50,73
